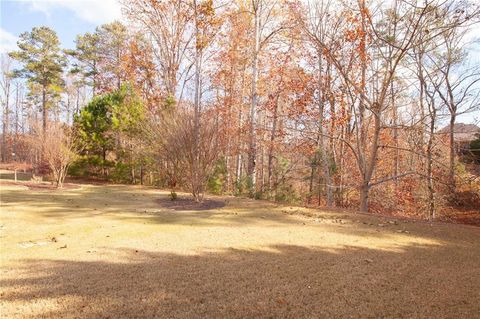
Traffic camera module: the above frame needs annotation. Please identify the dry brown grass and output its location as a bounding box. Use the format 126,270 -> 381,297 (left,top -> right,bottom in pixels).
1,183 -> 479,318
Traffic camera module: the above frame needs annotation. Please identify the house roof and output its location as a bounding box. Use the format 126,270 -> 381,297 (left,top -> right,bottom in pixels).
438,123 -> 480,142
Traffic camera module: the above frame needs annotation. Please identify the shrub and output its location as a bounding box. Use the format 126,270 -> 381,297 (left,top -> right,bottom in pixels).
207,159 -> 227,195
274,183 -> 300,204
109,162 -> 131,183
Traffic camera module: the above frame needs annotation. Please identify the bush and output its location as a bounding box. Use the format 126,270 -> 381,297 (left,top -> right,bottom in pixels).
234,177 -> 247,196
274,184 -> 300,204
207,159 -> 227,195
109,162 -> 131,183
254,191 -> 264,200
68,155 -> 114,178
470,136 -> 480,163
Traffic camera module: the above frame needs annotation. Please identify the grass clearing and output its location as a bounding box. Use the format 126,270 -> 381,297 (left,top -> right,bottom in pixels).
1,183 -> 479,318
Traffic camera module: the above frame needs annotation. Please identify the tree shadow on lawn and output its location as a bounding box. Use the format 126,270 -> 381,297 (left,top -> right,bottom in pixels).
1,244 -> 479,319
2,185 -> 479,241
0,185 -> 301,227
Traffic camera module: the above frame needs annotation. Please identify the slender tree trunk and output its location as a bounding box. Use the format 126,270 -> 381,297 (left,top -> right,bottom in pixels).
259,108 -> 265,193
93,60 -> 97,96
192,0 -> 202,202
416,48 -> 436,219
308,161 -> 316,204
268,95 -> 280,192
449,113 -> 456,192
317,49 -> 333,207
2,79 -> 11,162
248,4 -> 260,195
357,0 -> 374,213
338,126 -> 346,206
13,84 -> 19,160
392,76 -> 399,191
66,92 -> 71,125
42,85 -> 47,134
236,106 -> 243,191
225,156 -> 230,193
236,153 -> 242,189
76,86 -> 80,114
102,148 -> 107,178
427,110 -> 436,220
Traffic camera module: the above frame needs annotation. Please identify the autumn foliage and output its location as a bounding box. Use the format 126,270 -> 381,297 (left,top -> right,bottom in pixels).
2,0 -> 480,220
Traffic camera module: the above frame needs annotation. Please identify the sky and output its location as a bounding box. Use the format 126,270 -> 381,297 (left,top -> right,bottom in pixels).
0,0 -> 122,53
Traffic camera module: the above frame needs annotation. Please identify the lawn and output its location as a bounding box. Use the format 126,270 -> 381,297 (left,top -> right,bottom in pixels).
0,183 -> 479,318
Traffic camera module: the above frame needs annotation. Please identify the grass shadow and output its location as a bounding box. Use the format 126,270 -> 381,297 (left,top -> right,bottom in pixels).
1,244 -> 479,318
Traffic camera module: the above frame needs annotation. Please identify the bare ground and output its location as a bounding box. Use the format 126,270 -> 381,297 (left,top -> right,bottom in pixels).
0,183 -> 479,318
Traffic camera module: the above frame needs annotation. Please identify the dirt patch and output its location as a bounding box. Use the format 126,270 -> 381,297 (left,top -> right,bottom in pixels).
157,196 -> 226,211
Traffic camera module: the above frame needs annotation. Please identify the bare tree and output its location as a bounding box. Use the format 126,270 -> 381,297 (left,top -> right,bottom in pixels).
299,0 -> 341,206
149,109 -> 219,201
431,17 -> 480,191
246,0 -> 283,195
122,0 -> 193,99
29,121 -> 80,188
1,54 -> 13,162
294,0 -> 474,212
413,42 -> 442,219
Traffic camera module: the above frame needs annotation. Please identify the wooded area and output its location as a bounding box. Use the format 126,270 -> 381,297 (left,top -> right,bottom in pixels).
1,0 -> 480,219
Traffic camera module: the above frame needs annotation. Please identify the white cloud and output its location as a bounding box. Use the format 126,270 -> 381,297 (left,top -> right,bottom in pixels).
22,0 -> 123,24
0,28 -> 18,53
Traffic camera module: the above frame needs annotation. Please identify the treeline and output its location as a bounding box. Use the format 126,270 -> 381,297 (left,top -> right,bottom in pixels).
1,0 -> 480,218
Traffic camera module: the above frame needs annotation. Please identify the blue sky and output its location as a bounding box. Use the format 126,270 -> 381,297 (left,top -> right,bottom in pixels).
0,0 -> 122,52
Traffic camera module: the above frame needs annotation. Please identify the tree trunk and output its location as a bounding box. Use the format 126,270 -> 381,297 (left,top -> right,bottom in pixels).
42,85 -> 47,134
338,126 -> 346,206
102,149 -> 107,178
359,102 -> 382,213
317,49 -> 333,207
449,114 -> 456,192
13,83 -> 19,160
307,162 -> 316,204
93,59 -> 97,96
427,112 -> 436,220
359,183 -> 369,212
191,0 -> 203,201
2,80 -> 10,162
248,4 -> 260,195
268,95 -> 280,192
235,103 -> 243,191
392,76 -> 399,192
